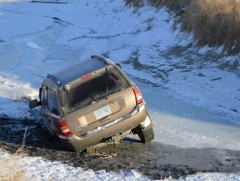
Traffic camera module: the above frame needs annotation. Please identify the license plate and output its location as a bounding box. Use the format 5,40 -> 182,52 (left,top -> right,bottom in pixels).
94,105 -> 112,120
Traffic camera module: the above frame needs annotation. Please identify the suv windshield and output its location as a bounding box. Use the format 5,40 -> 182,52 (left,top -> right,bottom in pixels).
60,67 -> 130,114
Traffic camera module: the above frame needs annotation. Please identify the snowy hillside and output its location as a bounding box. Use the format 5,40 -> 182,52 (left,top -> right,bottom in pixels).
0,0 -> 240,180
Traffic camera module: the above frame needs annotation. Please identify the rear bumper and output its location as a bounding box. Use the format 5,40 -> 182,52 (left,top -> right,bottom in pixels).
58,103 -> 148,152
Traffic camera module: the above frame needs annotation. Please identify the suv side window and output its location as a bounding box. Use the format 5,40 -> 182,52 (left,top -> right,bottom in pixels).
47,88 -> 59,115
40,86 -> 48,109
40,86 -> 59,115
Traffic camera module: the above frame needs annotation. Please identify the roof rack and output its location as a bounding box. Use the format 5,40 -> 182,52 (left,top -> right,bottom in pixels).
91,55 -> 111,64
47,74 -> 61,86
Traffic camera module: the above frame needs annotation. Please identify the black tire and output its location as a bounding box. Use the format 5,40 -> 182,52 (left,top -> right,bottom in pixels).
135,125 -> 154,143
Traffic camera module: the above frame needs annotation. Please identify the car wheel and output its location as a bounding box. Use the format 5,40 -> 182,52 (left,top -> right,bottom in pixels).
135,125 -> 154,143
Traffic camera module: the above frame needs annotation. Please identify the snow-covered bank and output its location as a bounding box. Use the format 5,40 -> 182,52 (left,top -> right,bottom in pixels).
177,172 -> 240,181
0,0 -> 239,122
0,0 -> 240,180
1,144 -> 240,181
0,150 -> 147,181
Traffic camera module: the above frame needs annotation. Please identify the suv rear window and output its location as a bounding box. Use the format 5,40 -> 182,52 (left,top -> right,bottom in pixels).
60,67 -> 130,114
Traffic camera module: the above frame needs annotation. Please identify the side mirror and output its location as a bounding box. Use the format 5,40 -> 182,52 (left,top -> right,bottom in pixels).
116,63 -> 122,69
29,99 -> 40,109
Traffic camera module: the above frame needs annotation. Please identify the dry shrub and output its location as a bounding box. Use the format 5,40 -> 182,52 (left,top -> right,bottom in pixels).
180,0 -> 240,54
150,0 -> 240,54
0,127 -> 28,181
0,149 -> 27,181
128,0 -> 240,54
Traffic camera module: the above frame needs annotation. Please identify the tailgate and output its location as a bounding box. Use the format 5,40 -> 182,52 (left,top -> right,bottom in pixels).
65,87 -> 136,137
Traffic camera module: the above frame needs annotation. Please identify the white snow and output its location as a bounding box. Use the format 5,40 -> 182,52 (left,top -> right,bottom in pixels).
1,149 -> 240,181
0,150 -> 147,181
0,0 -> 240,180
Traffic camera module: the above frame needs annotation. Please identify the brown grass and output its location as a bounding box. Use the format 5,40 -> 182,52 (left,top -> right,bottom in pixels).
0,149 -> 27,181
0,127 -> 28,181
127,0 -> 240,55
180,0 -> 240,54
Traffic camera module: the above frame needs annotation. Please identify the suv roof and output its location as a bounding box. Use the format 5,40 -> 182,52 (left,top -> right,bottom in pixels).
47,55 -> 111,86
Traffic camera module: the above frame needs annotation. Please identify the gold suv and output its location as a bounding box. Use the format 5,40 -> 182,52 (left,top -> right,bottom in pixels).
29,55 -> 154,152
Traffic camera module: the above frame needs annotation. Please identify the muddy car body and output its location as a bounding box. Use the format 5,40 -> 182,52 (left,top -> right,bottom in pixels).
29,55 -> 154,152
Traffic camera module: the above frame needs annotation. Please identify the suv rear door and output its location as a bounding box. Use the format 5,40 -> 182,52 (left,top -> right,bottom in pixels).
60,66 -> 137,137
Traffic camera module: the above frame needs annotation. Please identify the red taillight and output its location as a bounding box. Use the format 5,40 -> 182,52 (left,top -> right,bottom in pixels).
58,120 -> 73,137
133,86 -> 143,105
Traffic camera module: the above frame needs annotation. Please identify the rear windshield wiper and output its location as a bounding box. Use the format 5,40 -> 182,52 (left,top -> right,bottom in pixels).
91,88 -> 120,104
